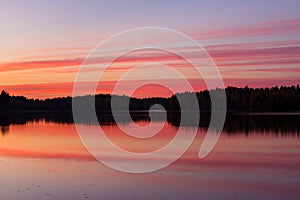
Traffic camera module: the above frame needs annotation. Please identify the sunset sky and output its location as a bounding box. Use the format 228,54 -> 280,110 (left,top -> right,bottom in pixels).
1,0 -> 300,99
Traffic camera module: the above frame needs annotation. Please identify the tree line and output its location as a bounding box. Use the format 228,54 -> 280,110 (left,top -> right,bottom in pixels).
0,85 -> 299,113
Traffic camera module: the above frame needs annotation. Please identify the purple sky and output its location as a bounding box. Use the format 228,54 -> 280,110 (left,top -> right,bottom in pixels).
0,0 -> 300,98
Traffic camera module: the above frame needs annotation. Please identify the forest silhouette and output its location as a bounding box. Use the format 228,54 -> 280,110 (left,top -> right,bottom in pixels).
0,85 -> 299,136
0,85 -> 299,113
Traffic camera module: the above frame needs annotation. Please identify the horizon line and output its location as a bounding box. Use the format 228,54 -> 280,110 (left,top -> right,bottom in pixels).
2,84 -> 299,101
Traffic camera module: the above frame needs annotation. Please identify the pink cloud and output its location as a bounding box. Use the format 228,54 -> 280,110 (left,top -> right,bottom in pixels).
191,19 -> 300,40
0,58 -> 84,72
1,19 -> 300,98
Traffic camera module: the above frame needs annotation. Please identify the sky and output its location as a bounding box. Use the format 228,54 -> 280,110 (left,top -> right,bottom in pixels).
0,0 -> 300,98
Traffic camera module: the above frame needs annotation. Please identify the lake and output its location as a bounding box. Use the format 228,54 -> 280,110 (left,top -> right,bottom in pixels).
0,113 -> 299,200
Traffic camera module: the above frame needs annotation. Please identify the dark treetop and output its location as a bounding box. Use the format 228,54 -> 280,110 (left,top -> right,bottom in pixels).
1,85 -> 299,113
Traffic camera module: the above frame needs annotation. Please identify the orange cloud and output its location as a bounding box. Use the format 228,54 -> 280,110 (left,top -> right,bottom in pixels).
1,19 -> 300,98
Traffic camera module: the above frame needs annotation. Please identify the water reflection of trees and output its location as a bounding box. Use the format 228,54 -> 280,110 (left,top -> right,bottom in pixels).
0,113 -> 10,136
1,126 -> 9,136
223,113 -> 300,136
0,111 -> 299,137
168,112 -> 300,136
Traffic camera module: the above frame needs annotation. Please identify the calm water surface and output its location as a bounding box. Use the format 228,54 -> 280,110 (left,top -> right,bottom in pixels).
0,113 -> 299,200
